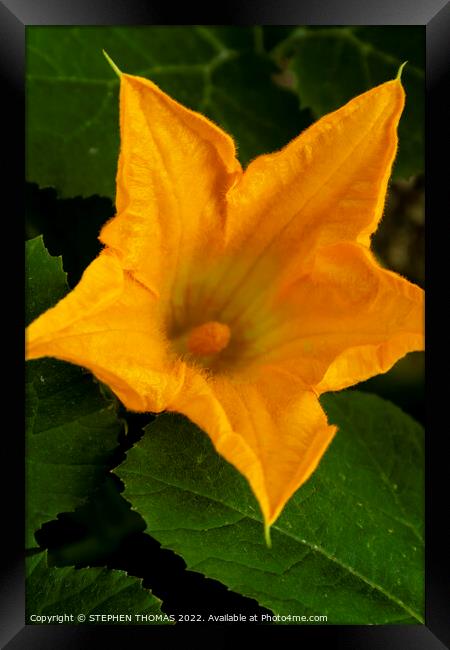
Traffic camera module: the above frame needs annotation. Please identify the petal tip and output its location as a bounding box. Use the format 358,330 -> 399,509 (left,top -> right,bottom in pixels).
264,521 -> 272,549
103,50 -> 122,78
396,60 -> 408,82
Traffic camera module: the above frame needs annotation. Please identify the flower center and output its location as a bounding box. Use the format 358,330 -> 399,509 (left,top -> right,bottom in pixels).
187,321 -> 231,357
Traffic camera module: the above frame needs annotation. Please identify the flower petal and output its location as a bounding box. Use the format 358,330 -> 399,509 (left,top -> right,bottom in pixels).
222,79 -> 405,299
256,242 -> 424,393
100,73 -> 242,299
26,252 -> 185,412
168,366 -> 336,526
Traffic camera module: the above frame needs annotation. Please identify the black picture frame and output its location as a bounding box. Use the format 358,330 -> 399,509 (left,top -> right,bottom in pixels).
3,0 -> 449,647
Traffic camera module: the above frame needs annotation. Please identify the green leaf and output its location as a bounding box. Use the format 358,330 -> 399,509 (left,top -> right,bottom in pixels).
27,26 -> 306,200
25,235 -> 68,326
26,237 -> 123,548
116,391 -> 424,624
273,26 -> 424,180
27,552 -> 169,624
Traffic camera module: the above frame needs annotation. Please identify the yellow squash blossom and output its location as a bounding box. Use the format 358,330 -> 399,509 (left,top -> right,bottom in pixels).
26,68 -> 424,540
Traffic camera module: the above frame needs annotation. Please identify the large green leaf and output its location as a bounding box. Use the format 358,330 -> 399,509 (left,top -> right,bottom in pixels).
27,552 -> 169,624
27,26 -> 422,200
26,26 -> 306,199
272,26 -> 424,180
116,391 -> 424,624
26,237 -> 123,548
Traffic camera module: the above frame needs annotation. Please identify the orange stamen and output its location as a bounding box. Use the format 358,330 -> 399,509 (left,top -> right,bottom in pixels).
187,321 -> 231,357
